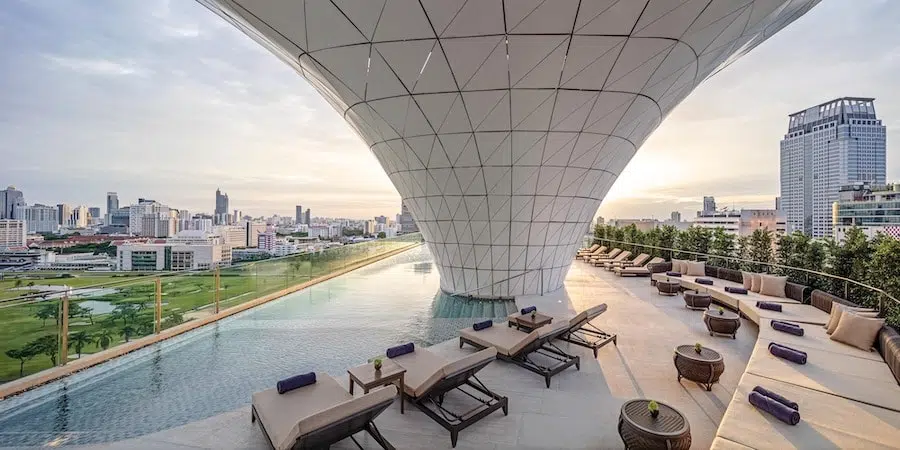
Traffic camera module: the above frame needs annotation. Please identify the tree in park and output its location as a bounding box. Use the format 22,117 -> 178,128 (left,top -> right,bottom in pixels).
29,334 -> 59,366
5,347 -> 37,377
119,325 -> 136,343
68,331 -> 93,358
377,232 -> 386,239
35,303 -> 57,327
94,328 -> 114,350
14,279 -> 22,288
162,310 -> 185,328
27,281 -> 35,287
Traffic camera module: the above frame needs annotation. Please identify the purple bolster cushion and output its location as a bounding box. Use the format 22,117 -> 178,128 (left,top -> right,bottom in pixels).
277,372 -> 316,394
386,342 -> 415,358
769,342 -> 807,364
749,391 -> 800,425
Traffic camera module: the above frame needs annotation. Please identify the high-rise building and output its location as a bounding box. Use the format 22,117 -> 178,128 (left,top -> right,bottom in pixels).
258,229 -> 276,253
106,192 -> 119,218
781,97 -> 887,237
202,0 -> 818,297
56,204 -> 71,226
0,186 -> 25,220
374,215 -> 387,224
702,196 -> 717,215
88,207 -> 101,221
398,201 -> 418,234
304,208 -> 311,227
693,209 -> 786,237
14,204 -> 59,234
833,183 -> 900,241
295,205 -> 304,224
670,211 -> 682,223
0,220 -> 27,249
215,189 -> 229,225
129,200 -> 170,235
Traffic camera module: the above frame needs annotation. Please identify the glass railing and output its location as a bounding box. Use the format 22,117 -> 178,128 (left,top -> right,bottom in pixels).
0,234 -> 422,385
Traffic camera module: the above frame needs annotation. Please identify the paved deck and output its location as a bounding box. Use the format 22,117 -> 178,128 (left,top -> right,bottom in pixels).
77,261 -> 757,450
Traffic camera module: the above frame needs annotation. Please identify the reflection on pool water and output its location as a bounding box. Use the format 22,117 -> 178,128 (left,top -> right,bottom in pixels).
0,246 -> 515,447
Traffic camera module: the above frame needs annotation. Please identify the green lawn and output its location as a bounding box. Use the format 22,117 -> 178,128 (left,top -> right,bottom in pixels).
0,239 -> 419,383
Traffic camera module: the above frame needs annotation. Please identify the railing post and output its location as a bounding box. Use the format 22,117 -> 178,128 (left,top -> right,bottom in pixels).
844,280 -> 849,303
60,294 -> 69,366
215,266 -> 221,314
154,278 -> 162,334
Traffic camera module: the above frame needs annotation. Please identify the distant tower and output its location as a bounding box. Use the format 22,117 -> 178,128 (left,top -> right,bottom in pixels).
780,97 -> 886,237
670,211 -> 681,223
702,197 -> 716,215
215,189 -> 230,225
295,204 -> 303,224
106,192 -> 119,215
0,186 -> 25,220
304,208 -> 311,226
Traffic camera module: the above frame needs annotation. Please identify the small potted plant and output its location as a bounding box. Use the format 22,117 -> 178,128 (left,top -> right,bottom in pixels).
694,342 -> 703,354
373,358 -> 383,372
648,400 -> 660,418
718,306 -> 725,316
531,309 -> 537,320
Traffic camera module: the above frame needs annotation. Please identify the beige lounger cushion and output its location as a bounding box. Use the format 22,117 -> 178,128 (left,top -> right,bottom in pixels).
759,274 -> 787,298
536,320 -> 569,338
441,347 -> 497,378
685,261 -> 705,276
741,271 -> 752,289
297,386 -> 395,446
390,348 -> 449,397
251,373 -> 353,450
830,310 -> 885,351
584,303 -> 608,321
461,326 -> 539,356
717,373 -> 900,449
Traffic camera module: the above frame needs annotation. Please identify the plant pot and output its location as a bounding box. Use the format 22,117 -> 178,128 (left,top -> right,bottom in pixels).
650,410 -> 659,419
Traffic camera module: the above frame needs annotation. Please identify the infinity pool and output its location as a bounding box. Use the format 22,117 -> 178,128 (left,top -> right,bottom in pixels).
0,246 -> 516,447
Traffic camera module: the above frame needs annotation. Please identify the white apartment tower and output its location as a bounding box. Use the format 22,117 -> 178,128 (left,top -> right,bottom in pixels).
780,98 -> 886,237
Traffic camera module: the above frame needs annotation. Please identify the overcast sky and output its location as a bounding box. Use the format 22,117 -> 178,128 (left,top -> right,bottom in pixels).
0,0 -> 897,220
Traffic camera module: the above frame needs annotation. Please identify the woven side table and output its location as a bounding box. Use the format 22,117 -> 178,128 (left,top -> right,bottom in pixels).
673,345 -> 725,391
618,399 -> 691,450
703,310 -> 741,339
657,281 -> 680,296
683,291 -> 711,310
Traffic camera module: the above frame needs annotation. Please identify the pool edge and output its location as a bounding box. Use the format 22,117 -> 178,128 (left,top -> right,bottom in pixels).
0,242 -> 423,401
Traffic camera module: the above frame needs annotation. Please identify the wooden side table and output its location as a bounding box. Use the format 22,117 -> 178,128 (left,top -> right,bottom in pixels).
348,359 -> 406,414
510,312 -> 552,331
618,399 -> 691,450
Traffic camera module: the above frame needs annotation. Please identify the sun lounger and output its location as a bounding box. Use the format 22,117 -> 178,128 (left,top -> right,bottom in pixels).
251,372 -> 396,450
507,304 -> 617,358
591,250 -> 631,266
604,253 -> 650,270
459,320 -> 580,388
615,257 -> 664,277
577,245 -> 608,260
389,347 -> 506,448
576,243 -> 600,256
586,247 -> 620,262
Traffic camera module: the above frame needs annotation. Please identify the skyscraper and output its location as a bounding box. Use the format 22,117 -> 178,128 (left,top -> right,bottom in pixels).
214,189 -> 229,225
780,98 -> 887,237
703,197 -> 717,215
0,186 -> 25,220
304,208 -> 311,226
56,204 -> 71,226
88,207 -> 101,221
106,192 -> 119,218
295,205 -> 303,224
670,211 -> 682,223
398,201 -> 418,234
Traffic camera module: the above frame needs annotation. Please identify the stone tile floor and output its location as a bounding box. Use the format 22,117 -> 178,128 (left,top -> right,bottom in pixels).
71,261 -> 757,450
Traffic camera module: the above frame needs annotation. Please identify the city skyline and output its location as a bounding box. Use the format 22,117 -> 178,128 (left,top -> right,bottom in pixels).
0,1 -> 898,220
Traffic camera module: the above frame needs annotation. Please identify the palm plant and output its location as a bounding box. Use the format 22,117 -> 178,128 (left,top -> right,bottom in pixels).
5,347 -> 37,377
119,325 -> 136,343
94,328 -> 114,350
68,331 -> 92,358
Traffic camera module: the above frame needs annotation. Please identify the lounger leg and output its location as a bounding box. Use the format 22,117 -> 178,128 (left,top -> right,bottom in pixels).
450,430 -> 458,448
459,337 -> 464,348
366,422 -> 395,450
545,375 -> 551,388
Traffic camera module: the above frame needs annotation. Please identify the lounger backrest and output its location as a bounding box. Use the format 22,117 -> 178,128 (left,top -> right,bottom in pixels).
509,329 -> 541,355
537,320 -> 569,339
295,385 -> 396,446
645,257 -> 664,267
586,244 -> 600,252
605,248 -> 622,258
442,347 -> 497,378
630,253 -> 650,266
597,246 -> 608,254
567,304 -> 607,329
613,251 -> 631,261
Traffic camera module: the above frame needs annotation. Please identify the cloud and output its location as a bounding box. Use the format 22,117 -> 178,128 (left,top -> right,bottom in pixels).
43,55 -> 149,76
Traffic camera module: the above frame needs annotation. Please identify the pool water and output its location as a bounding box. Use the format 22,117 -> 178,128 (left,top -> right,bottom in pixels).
0,246 -> 515,447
